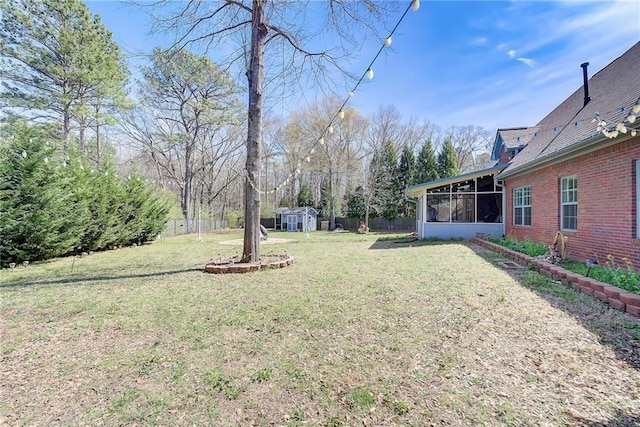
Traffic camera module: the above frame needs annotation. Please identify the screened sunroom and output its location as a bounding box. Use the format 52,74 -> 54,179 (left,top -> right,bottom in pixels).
406,165 -> 506,239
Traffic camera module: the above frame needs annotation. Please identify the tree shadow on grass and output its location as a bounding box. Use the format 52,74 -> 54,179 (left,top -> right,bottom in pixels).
572,409 -> 640,426
368,236 -> 464,250
0,267 -> 204,289
469,242 -> 640,370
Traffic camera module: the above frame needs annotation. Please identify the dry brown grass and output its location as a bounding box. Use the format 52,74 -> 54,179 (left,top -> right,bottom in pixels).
1,231 -> 639,426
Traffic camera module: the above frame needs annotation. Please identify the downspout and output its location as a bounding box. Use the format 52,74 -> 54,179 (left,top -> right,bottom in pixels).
494,177 -> 506,238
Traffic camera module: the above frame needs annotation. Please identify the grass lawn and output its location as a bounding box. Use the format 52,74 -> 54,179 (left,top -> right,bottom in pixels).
1,231 -> 639,426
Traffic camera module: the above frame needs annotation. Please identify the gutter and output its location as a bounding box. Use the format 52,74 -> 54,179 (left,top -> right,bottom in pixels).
497,127 -> 639,180
493,177 -> 506,238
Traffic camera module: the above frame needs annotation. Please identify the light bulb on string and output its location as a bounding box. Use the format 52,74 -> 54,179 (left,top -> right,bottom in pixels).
631,129 -> 637,137
366,68 -> 374,80
627,113 -> 636,124
411,0 -> 420,12
633,104 -> 640,114
305,156 -> 311,162
339,110 -> 345,120
348,91 -> 354,98
295,168 -> 301,174
310,148 -> 315,154
384,37 -> 392,47
616,123 -> 627,134
319,137 -> 324,146
43,157 -> 48,164
21,150 -> 27,159
328,125 -> 334,134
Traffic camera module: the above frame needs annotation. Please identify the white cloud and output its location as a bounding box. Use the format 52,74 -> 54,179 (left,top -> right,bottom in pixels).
517,57 -> 536,68
496,43 -> 508,51
471,36 -> 488,46
507,49 -> 517,58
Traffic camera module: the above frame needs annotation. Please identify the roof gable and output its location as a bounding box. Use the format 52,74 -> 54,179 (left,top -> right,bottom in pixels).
491,127 -> 536,161
275,207 -> 317,215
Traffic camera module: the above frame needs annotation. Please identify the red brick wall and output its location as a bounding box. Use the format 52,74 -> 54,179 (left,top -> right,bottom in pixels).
505,136 -> 640,269
498,147 -> 513,165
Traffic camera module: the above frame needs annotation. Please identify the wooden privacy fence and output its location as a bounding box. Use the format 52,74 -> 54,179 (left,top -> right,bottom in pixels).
336,217 -> 415,231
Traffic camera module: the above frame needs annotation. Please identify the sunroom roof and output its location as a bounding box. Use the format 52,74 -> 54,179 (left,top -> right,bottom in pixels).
406,165 -> 506,196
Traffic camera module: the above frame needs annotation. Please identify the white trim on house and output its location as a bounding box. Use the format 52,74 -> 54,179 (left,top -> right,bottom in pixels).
410,169 -> 505,239
513,185 -> 532,226
560,175 -> 578,231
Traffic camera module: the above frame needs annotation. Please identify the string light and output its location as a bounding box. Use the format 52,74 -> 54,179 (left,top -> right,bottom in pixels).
366,68 -> 374,80
256,0 -> 416,197
594,102 -> 640,139
411,0 -> 420,12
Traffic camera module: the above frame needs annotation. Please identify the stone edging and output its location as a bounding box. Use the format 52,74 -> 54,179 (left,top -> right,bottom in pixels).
470,238 -> 640,318
204,255 -> 295,274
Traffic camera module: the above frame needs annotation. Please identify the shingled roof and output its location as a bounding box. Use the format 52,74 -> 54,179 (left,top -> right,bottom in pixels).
499,127 -> 537,149
498,41 -> 640,179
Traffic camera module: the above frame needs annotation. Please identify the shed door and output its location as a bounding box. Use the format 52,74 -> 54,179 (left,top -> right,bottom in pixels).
287,215 -> 297,231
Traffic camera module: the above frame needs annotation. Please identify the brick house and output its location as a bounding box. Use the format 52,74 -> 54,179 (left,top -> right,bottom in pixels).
497,41 -> 640,267
409,41 -> 640,267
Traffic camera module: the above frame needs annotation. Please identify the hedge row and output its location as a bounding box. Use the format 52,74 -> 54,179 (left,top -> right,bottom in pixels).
0,122 -> 170,265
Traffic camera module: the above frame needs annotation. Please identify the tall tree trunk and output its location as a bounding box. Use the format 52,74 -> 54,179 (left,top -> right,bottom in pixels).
95,105 -> 102,165
183,152 -> 192,233
63,104 -> 71,151
328,165 -> 336,230
243,0 -> 267,263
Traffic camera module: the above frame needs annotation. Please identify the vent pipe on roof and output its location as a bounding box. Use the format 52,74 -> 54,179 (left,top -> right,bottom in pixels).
581,62 -> 590,106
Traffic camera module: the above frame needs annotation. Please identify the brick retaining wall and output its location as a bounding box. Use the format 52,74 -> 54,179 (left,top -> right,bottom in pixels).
471,238 -> 640,318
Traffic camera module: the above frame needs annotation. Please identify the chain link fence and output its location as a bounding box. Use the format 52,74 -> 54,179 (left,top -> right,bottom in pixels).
163,219 -> 229,237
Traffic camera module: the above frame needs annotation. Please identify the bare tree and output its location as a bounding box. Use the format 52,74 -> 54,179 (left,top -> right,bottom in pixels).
366,105 -> 440,154
148,0 -> 392,262
120,47 -> 243,232
444,125 -> 494,173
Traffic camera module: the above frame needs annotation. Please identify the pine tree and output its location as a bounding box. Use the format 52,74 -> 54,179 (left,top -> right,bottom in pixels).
397,145 -> 417,217
437,139 -> 460,178
0,0 -> 129,148
415,139 -> 439,185
380,140 -> 400,220
297,182 -> 314,208
0,122 -> 83,263
344,185 -> 366,218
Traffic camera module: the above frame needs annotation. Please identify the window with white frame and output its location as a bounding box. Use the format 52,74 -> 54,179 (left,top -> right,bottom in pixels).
561,176 -> 577,231
513,186 -> 531,226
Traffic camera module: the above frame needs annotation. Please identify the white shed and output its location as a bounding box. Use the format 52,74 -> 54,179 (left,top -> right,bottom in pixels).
275,207 -> 317,232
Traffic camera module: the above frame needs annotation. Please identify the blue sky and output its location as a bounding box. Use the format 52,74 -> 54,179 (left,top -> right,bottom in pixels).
86,0 -> 640,131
